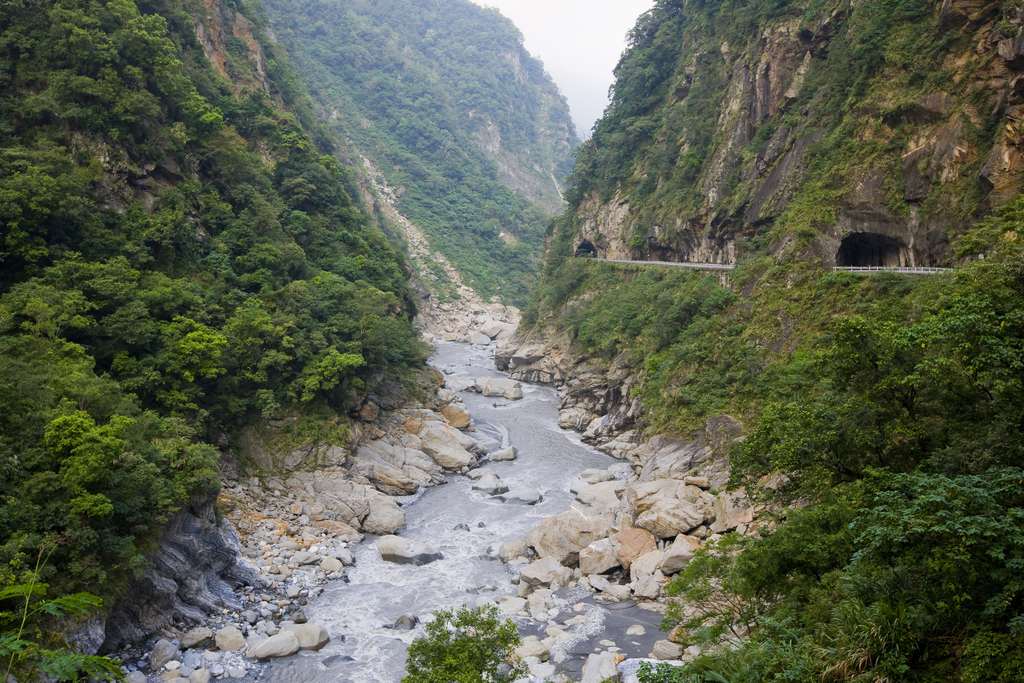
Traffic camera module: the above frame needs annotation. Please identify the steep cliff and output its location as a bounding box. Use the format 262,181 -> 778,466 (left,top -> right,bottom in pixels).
561,0 -> 1024,268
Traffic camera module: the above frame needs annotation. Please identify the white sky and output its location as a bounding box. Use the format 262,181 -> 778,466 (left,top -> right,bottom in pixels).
476,0 -> 655,138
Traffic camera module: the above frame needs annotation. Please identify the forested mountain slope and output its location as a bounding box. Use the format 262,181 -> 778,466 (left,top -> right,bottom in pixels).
0,0 -> 424,618
261,0 -> 580,304
510,0 -> 1024,680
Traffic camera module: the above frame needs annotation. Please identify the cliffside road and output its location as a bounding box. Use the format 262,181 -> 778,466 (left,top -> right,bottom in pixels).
589,258 -> 952,275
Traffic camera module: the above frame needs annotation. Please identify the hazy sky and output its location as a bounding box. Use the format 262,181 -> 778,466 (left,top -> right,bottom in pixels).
475,0 -> 655,138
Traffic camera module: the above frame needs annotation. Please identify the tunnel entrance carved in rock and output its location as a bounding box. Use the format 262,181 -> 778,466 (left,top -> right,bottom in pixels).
836,232 -> 905,267
575,240 -> 597,258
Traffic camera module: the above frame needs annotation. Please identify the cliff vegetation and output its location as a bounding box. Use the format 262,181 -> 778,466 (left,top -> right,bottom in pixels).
261,0 -> 579,304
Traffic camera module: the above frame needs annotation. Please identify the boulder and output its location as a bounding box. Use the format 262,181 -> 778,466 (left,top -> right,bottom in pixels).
497,596 -> 527,614
597,584 -> 632,603
579,538 -> 620,576
472,473 -> 508,496
378,535 -> 444,565
519,556 -> 573,589
466,467 -> 493,481
391,614 -> 419,630
581,469 -> 616,484
652,640 -> 683,660
525,506 -> 614,566
527,589 -> 553,619
180,627 -> 214,650
281,624 -> 330,651
576,480 -> 625,511
319,557 -> 344,573
150,640 -> 180,669
631,572 -> 664,599
513,636 -> 549,662
558,408 -> 594,431
188,670 -> 210,683
613,528 -> 658,570
469,332 -> 492,346
420,425 -> 475,470
475,378 -> 523,400
127,672 -> 147,683
662,535 -> 700,574
250,632 -> 300,659
710,489 -> 755,534
497,489 -> 542,506
214,627 -> 245,652
630,479 -> 710,538
440,404 -> 471,430
362,493 -> 407,535
480,320 -> 504,339
498,538 -> 527,563
630,550 -> 665,582
489,446 -> 517,461
581,652 -> 623,683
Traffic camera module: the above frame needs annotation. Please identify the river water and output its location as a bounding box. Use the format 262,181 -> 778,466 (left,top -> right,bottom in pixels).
262,342 -> 655,683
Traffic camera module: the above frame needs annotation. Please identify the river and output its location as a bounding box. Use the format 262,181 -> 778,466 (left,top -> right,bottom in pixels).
262,341 -> 661,683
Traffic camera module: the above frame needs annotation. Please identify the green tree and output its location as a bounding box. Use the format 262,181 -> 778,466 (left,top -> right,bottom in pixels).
402,605 -> 527,683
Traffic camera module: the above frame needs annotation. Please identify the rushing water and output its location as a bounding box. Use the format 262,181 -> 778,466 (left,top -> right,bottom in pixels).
263,342 -> 639,683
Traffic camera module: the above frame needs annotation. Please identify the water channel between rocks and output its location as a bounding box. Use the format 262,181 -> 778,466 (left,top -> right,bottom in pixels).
262,342 -> 664,683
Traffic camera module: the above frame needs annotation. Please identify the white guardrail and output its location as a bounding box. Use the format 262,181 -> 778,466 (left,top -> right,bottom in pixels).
590,258 -> 952,275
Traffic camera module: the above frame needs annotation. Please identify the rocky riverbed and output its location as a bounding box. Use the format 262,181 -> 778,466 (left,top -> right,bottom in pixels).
111,334 -> 765,683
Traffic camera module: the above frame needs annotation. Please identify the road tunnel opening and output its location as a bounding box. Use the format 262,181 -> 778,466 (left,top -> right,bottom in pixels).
575,240 -> 597,258
836,232 -> 904,267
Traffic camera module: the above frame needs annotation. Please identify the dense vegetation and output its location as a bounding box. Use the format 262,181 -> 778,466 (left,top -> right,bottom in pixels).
262,0 -> 579,304
0,0 -> 425,624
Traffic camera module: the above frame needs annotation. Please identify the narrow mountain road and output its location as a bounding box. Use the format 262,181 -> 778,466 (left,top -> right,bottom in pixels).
588,258 -> 952,275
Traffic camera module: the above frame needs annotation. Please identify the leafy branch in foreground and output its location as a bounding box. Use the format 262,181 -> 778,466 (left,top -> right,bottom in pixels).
0,550 -> 122,683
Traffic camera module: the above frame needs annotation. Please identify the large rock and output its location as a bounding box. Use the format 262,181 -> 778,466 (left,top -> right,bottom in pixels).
420,424 -> 475,470
440,404 -> 471,430
150,639 -> 180,669
281,624 -> 330,651
480,320 -> 504,339
579,538 -> 620,576
630,550 -> 665,582
498,538 -> 527,563
362,493 -> 406,535
613,528 -> 658,570
497,489 -> 543,505
180,627 -> 213,650
378,536 -> 444,566
250,631 -> 300,659
513,636 -> 549,662
475,378 -> 523,400
472,473 -> 508,495
519,556 -> 573,589
581,652 -> 623,683
525,506 -> 614,566
652,640 -> 683,660
489,446 -> 517,461
319,557 -> 343,573
214,627 -> 245,652
662,535 -> 700,574
710,488 -> 755,534
469,332 -> 492,346
630,479 -> 711,538
576,480 -> 625,511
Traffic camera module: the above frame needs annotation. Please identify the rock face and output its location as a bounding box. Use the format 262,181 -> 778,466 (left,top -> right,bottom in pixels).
99,492 -> 261,653
377,536 -> 444,565
525,506 -> 614,566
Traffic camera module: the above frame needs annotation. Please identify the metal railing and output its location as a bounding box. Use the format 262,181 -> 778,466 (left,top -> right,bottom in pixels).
596,258 -> 736,270
832,266 -> 952,274
586,258 -> 952,275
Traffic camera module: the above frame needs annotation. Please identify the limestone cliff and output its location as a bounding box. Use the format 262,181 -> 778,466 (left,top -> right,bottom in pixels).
563,0 -> 1024,269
